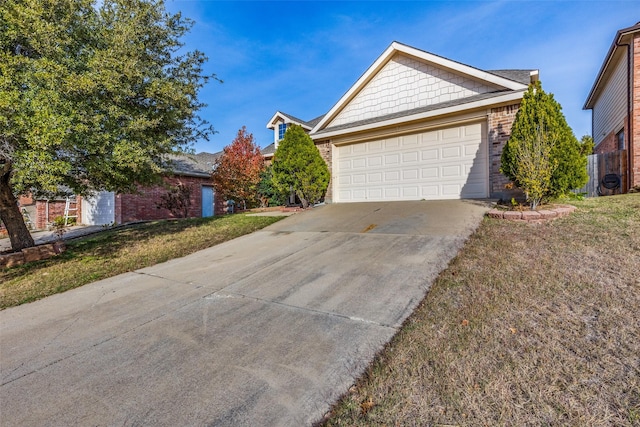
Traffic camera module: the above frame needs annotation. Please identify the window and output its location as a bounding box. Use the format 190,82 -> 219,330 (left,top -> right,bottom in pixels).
616,129 -> 625,150
278,123 -> 287,140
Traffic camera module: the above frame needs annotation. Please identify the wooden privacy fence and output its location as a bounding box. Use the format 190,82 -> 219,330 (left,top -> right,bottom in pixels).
576,150 -> 627,197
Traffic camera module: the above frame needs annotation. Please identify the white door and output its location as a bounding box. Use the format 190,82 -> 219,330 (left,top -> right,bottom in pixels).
81,191 -> 115,225
335,122 -> 488,202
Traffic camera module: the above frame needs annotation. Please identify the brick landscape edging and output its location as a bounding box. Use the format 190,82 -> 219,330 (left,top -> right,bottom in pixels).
0,242 -> 66,269
486,205 -> 577,222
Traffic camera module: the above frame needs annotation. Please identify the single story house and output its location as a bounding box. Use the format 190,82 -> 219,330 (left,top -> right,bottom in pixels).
34,152 -> 225,229
267,42 -> 538,203
583,21 -> 640,191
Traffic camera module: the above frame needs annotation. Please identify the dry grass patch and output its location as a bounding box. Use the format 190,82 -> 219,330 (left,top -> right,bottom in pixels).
0,214 -> 282,309
321,194 -> 640,427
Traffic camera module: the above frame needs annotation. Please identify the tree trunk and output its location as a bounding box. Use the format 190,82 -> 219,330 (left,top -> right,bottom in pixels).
0,167 -> 35,251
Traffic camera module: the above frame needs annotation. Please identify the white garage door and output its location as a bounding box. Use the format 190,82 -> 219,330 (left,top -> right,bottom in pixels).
81,191 -> 115,225
335,122 -> 488,202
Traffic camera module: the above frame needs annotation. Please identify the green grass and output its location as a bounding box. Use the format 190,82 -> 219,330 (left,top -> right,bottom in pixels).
320,193 -> 640,427
0,214 -> 283,309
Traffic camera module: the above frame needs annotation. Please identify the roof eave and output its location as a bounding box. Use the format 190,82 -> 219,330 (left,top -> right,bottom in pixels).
311,90 -> 525,140
311,41 -> 529,134
584,23 -> 640,110
266,111 -> 312,130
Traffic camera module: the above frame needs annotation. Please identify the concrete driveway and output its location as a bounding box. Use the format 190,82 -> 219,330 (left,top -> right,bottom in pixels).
0,200 -> 490,426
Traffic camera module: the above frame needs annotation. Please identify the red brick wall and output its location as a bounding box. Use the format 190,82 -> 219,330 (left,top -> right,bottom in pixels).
594,130 -> 619,154
314,139 -> 332,202
488,103 -> 521,199
632,33 -> 640,187
18,194 -> 34,206
35,200 -> 67,230
117,176 -> 214,224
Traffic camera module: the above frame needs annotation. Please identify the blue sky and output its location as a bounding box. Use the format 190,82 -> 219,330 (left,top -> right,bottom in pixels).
165,0 -> 639,154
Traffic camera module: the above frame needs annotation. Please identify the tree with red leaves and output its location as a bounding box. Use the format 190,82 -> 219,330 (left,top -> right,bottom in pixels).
212,127 -> 265,210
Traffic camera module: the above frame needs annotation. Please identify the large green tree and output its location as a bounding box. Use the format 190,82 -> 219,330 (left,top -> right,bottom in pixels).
272,125 -> 329,209
501,81 -> 588,207
0,0 -> 213,251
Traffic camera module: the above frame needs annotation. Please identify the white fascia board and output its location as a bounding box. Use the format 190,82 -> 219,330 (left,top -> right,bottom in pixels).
312,42 -> 528,134
266,111 -> 284,130
311,43 -> 397,134
266,111 -> 311,130
311,90 -> 525,140
584,24 -> 640,109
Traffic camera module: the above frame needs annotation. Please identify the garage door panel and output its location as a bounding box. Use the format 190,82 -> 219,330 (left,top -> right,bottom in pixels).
442,146 -> 461,158
441,165 -> 461,178
353,174 -> 366,184
368,172 -> 382,183
384,171 -> 401,182
353,144 -> 367,154
421,167 -> 439,178
384,154 -> 400,165
368,156 -> 383,166
385,138 -> 400,149
352,158 -> 366,168
464,144 -> 481,156
464,123 -> 482,136
338,175 -> 352,185
402,187 -> 419,197
443,128 -> 461,139
336,121 -> 488,202
368,189 -> 383,199
421,185 -> 439,197
403,169 -> 419,180
421,149 -> 439,161
384,188 -> 400,198
369,140 -> 383,151
402,151 -> 419,163
402,134 -> 419,146
442,184 -> 462,196
339,159 -> 351,169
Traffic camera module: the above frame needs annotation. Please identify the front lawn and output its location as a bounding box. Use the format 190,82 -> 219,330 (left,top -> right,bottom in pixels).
321,193 -> 640,426
0,214 -> 283,309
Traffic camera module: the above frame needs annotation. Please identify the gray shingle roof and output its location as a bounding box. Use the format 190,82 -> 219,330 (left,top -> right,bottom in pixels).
278,112 -> 326,129
279,112 -> 312,128
261,143 -> 275,156
305,114 -> 325,128
313,89 -> 524,136
165,151 -> 221,177
487,70 -> 535,85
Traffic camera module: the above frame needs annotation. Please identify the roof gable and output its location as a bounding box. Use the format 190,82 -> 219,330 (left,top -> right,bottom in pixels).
312,42 -> 529,134
584,22 -> 640,109
266,111 -> 313,130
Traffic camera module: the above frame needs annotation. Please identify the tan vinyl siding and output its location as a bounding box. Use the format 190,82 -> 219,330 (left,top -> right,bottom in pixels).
593,55 -> 628,146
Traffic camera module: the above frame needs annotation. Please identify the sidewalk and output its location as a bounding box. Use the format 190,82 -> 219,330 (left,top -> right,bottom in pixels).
0,225 -> 107,252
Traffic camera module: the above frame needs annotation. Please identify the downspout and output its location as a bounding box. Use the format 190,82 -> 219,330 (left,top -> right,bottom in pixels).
615,37 -> 632,191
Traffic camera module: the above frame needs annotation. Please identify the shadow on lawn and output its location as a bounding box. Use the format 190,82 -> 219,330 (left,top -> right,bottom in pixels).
0,215 -> 233,282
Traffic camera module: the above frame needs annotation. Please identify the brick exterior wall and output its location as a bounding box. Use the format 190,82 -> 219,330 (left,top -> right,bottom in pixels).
594,129 -> 619,154
35,199 -> 68,230
632,32 -> 640,187
18,194 -> 34,206
593,32 -> 640,189
488,103 -> 521,200
314,139 -> 333,202
116,175 -> 218,224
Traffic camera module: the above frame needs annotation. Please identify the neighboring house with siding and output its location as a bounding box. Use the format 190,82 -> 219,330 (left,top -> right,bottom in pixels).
583,21 -> 640,190
267,41 -> 537,202
34,152 -> 225,229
